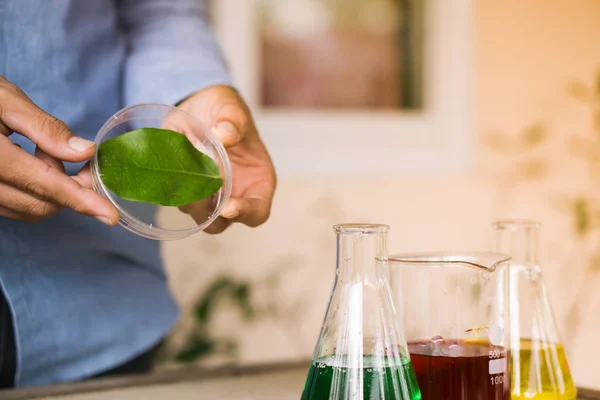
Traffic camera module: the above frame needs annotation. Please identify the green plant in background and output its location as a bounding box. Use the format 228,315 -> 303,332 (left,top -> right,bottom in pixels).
175,276 -> 253,363
484,68 -> 600,235
482,121 -> 551,221
483,68 -> 600,353
563,69 -> 600,241
566,72 -> 600,184
559,68 -> 600,344
158,258 -> 304,365
483,122 -> 550,183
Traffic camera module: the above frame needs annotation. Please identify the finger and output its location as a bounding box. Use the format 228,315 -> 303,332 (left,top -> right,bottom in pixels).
0,120 -> 11,136
219,196 -> 272,228
35,146 -> 65,172
72,162 -> 93,189
35,149 -> 97,205
0,204 -> 28,221
0,182 -> 61,222
0,139 -> 119,225
203,216 -> 232,235
0,79 -> 95,161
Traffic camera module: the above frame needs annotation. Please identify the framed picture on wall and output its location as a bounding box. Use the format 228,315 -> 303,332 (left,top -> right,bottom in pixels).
258,0 -> 424,111
210,0 -> 473,177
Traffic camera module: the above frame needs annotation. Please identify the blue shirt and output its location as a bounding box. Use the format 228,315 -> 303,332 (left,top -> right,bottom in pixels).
0,0 -> 231,387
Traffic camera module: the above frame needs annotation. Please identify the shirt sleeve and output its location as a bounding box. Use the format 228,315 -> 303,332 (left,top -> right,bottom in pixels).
117,0 -> 233,106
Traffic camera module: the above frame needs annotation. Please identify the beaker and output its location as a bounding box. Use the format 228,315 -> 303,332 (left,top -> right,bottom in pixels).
302,224 -> 421,400
390,252 -> 511,400
493,220 -> 577,400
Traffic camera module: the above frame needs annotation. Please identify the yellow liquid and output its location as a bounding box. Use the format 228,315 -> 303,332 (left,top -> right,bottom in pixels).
511,339 -> 577,400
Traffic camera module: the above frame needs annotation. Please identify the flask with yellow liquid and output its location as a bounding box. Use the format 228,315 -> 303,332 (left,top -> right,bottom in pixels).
493,220 -> 577,400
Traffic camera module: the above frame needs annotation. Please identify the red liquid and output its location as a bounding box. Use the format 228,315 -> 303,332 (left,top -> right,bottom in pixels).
408,340 -> 510,400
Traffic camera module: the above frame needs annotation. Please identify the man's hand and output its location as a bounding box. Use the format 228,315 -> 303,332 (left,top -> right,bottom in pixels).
0,76 -> 119,225
177,85 -> 276,234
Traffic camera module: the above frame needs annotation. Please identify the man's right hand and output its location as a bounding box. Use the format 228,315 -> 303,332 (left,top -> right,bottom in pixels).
0,76 -> 119,225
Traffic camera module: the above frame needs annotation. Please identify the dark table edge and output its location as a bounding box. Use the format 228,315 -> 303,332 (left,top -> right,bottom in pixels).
0,360 -> 310,400
580,387 -> 600,400
0,359 -> 598,399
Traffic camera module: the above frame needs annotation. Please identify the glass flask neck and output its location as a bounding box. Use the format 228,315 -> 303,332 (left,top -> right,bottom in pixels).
335,224 -> 389,283
493,220 -> 540,266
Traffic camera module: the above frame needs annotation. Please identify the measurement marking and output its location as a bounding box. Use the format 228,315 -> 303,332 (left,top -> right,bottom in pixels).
489,358 -> 506,375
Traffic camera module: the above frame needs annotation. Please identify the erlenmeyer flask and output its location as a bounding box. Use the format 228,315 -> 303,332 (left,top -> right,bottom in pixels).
301,224 -> 421,400
493,220 -> 577,400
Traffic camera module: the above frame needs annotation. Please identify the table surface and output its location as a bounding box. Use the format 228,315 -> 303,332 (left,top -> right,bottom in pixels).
1,361 -> 598,400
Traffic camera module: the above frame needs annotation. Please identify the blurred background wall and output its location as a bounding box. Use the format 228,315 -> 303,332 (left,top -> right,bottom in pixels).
158,0 -> 600,389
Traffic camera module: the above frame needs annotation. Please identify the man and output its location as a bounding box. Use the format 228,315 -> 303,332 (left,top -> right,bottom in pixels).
0,0 -> 276,388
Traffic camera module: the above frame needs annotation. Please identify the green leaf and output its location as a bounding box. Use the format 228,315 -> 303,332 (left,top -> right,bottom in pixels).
98,128 -> 224,206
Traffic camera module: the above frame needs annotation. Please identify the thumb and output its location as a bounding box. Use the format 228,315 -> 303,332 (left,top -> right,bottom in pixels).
214,120 -> 244,148
178,86 -> 252,147
208,90 -> 251,148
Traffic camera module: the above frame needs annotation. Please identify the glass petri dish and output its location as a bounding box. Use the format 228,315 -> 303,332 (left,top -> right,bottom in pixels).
91,103 -> 232,240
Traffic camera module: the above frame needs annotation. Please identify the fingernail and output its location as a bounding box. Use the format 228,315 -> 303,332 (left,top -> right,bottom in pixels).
95,216 -> 113,226
220,202 -> 239,219
215,122 -> 239,145
69,136 -> 95,152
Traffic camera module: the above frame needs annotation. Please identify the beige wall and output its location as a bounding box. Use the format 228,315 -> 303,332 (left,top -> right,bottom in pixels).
160,0 -> 600,389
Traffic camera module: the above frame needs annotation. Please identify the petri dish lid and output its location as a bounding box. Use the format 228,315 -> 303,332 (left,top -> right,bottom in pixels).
91,103 -> 232,241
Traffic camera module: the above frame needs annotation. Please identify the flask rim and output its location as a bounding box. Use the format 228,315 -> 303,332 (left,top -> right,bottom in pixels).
493,219 -> 541,230
334,223 -> 389,235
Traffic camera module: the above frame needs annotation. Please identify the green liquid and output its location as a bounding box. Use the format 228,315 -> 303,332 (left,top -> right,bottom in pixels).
301,355 -> 422,400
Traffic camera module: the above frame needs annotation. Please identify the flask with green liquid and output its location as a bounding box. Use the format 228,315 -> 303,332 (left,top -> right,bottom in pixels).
494,220 -> 577,400
301,224 -> 421,400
